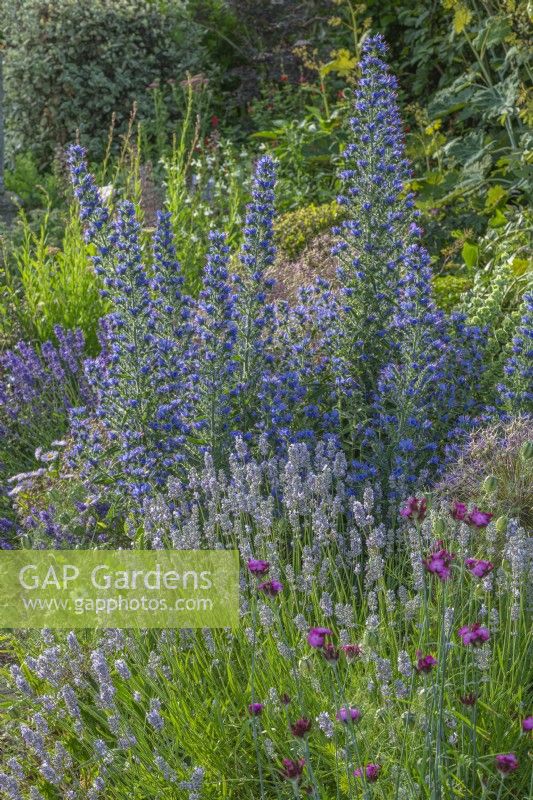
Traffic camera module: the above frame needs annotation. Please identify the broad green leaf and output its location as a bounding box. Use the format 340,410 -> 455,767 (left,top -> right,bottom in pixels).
249,130 -> 280,140
462,241 -> 479,268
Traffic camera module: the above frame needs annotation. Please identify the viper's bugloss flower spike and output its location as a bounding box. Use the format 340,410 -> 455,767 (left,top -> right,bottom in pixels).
151,210 -> 186,316
66,144 -> 109,242
240,155 -> 277,279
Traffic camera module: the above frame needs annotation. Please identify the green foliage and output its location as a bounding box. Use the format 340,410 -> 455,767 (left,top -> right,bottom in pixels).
432,275 -> 473,311
2,209 -> 106,353
251,108 -> 345,211
1,0 -> 208,166
163,89 -> 252,293
3,153 -> 64,210
274,201 -> 345,261
458,249 -> 531,405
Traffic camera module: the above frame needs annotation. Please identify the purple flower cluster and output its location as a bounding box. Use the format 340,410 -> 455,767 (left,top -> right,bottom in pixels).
0,327 -> 90,521
324,35 -> 488,497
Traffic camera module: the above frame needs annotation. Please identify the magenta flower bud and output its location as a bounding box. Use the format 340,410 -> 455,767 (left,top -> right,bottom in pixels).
336,707 -> 361,723
258,579 -> 283,596
465,558 -> 494,578
495,753 -> 519,774
354,763 -> 381,782
459,692 -> 478,706
307,627 -> 333,648
322,644 -> 339,662
466,507 -> 493,528
247,558 -> 270,576
415,653 -> 438,673
522,716 -> 533,732
458,622 -> 490,647
248,703 -> 263,716
281,758 -> 305,782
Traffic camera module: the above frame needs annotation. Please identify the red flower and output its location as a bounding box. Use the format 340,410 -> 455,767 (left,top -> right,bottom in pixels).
415,652 -> 437,673
281,758 -> 305,782
423,545 -> 455,581
307,627 -> 332,648
280,74 -> 289,82
258,579 -> 283,596
400,496 -> 427,522
247,558 -> 270,576
458,622 -> 490,647
465,558 -> 493,578
322,644 -> 339,662
290,718 -> 312,737
460,692 -> 478,706
451,501 -> 468,521
495,753 -> 519,774
210,114 -> 220,128
342,643 -> 363,662
354,764 -> 381,782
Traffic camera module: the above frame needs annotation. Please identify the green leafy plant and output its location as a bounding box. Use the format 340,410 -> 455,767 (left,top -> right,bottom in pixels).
2,209 -> 106,353
1,0 -> 209,167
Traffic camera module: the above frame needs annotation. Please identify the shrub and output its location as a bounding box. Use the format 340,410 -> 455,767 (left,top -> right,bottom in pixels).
1,0 -> 207,166
274,201 -> 345,261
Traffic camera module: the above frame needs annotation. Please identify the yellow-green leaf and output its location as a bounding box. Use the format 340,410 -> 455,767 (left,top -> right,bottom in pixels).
320,49 -> 357,77
484,184 -> 507,210
488,208 -> 507,228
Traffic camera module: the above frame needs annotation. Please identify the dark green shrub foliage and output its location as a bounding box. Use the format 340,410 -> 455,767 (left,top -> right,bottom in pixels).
1,0 -> 206,165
